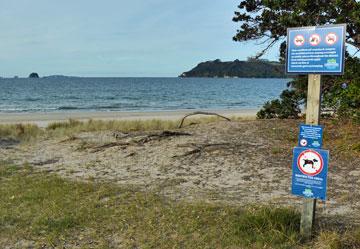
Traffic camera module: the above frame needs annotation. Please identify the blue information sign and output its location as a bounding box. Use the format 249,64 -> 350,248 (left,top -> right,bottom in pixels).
286,24 -> 346,75
298,124 -> 323,148
291,147 -> 329,200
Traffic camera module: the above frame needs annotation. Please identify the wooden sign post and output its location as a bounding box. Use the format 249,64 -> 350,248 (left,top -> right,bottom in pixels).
286,24 -> 346,239
300,74 -> 322,239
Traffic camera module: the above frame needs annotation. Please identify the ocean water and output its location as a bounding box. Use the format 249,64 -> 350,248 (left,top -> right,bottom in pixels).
0,77 -> 289,113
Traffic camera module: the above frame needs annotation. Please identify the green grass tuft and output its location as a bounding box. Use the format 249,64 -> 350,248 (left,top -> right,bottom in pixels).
0,162 -> 303,248
0,116 -> 227,142
232,206 -> 300,247
0,123 -> 43,141
1,162 -> 360,248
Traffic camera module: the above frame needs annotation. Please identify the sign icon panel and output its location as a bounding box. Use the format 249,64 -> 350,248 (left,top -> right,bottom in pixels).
309,34 -> 321,46
300,139 -> 308,147
326,33 -> 338,45
294,35 -> 305,46
286,24 -> 346,74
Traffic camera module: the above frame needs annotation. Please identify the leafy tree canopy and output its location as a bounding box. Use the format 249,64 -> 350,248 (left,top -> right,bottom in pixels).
233,0 -> 360,122
233,0 -> 360,59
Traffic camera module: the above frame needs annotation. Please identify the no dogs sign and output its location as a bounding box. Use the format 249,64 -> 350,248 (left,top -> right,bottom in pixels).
291,147 -> 329,200
297,150 -> 323,176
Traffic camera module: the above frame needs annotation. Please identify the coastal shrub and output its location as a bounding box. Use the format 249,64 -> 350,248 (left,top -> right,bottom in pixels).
257,89 -> 302,119
321,56 -> 360,123
256,57 -> 360,122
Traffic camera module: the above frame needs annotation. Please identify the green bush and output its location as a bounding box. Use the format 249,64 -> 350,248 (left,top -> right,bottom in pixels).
257,57 -> 360,123
257,90 -> 302,119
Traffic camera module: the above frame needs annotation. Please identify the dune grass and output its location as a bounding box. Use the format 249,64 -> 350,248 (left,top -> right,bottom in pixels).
324,119 -> 360,158
46,118 -> 180,135
0,116 -> 230,142
0,123 -> 43,141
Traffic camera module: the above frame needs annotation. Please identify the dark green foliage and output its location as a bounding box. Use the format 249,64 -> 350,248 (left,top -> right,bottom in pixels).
284,56 -> 360,122
180,59 -> 285,78
257,90 -> 302,119
322,56 -> 360,123
233,1 -> 360,121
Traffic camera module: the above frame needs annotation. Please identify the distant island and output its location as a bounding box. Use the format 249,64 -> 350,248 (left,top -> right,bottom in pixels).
26,74 -> 80,79
43,75 -> 79,78
29,72 -> 40,78
180,59 -> 286,78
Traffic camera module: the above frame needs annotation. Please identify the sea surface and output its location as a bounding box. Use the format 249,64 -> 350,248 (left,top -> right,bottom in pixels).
0,77 -> 290,113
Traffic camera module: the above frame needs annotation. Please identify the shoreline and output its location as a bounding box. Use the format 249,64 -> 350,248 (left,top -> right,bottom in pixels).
0,109 -> 258,127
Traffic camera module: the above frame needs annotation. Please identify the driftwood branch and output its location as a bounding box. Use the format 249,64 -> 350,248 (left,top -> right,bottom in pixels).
136,131 -> 192,144
91,131 -> 192,153
91,142 -> 130,153
178,112 -> 231,128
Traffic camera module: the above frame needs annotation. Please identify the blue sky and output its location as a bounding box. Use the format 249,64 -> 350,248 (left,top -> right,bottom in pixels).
0,0 -> 280,77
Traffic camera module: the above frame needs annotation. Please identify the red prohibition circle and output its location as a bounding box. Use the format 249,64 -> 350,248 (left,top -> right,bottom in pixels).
294,35 -> 305,46
309,34 -> 321,46
297,149 -> 323,176
325,32 -> 338,45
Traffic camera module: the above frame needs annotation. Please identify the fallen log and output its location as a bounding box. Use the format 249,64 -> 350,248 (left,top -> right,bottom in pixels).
178,111 -> 231,128
92,130 -> 192,152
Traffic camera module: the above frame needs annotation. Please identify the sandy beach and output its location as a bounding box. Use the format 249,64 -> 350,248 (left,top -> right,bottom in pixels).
1,118 -> 359,221
0,109 -> 257,127
1,112 -> 359,247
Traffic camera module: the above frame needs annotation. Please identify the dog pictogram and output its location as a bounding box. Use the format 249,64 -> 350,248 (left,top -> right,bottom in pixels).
303,158 -> 318,169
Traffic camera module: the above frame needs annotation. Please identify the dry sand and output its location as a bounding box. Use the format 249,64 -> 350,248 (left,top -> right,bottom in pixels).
0,109 -> 257,127
1,118 -> 359,224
